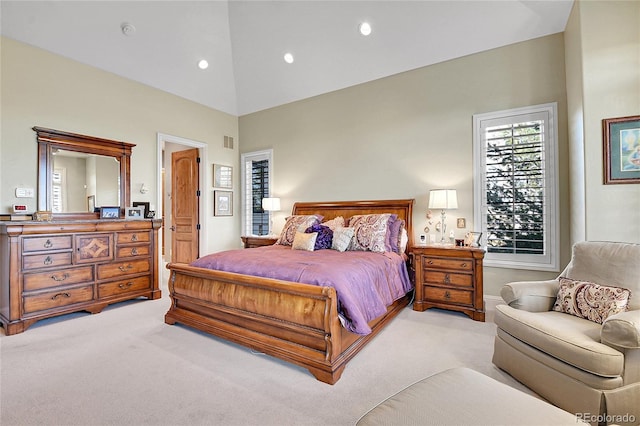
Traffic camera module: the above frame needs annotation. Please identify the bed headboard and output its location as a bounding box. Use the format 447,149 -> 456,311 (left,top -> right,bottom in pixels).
292,199 -> 414,251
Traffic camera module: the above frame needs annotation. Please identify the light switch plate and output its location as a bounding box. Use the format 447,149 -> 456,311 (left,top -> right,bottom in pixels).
15,187 -> 35,198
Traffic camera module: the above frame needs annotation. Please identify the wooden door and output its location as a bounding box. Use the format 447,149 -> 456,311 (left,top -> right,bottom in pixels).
171,148 -> 199,263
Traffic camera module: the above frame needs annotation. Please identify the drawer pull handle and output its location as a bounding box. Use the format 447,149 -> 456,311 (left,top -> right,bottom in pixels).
131,234 -> 138,242
444,291 -> 451,300
44,256 -> 53,265
460,262 -> 467,267
443,274 -> 450,283
427,260 -> 434,265
50,273 -> 69,282
118,282 -> 134,289
131,248 -> 139,256
44,239 -> 53,248
51,292 -> 71,300
118,264 -> 133,272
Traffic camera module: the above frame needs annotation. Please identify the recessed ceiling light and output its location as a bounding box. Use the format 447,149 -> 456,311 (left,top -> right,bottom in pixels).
359,22 -> 372,36
198,59 -> 209,70
284,53 -> 294,64
121,22 -> 136,36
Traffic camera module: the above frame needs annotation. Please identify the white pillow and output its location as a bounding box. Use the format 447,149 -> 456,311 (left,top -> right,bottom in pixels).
332,227 -> 355,252
292,231 -> 317,251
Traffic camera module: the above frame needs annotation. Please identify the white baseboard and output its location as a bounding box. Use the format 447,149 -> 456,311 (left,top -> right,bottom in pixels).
484,295 -> 504,313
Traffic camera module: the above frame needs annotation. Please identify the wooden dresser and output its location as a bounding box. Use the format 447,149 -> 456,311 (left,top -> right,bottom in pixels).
0,219 -> 162,335
411,244 -> 485,321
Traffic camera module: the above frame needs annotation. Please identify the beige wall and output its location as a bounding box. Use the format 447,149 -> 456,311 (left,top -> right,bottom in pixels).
565,0 -> 640,244
240,34 -> 570,297
0,37 -> 240,257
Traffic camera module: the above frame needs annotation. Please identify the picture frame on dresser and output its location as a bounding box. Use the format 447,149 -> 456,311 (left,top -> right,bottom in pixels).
132,201 -> 149,217
100,206 -> 120,219
125,207 -> 144,220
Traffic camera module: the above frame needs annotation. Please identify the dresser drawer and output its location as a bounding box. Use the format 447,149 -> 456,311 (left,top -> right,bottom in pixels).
23,235 -> 72,253
422,257 -> 473,271
24,266 -> 94,291
117,231 -> 150,244
23,252 -> 72,270
424,286 -> 473,306
424,270 -> 473,288
23,285 -> 94,314
97,259 -> 150,280
75,234 -> 113,263
98,276 -> 151,298
116,245 -> 150,259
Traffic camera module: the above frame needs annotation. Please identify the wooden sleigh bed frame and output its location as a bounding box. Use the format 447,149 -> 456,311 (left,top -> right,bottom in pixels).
164,199 -> 414,384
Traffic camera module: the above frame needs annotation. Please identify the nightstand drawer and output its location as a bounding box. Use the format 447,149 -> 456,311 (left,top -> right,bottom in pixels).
424,271 -> 472,288
424,286 -> 473,306
423,257 -> 473,271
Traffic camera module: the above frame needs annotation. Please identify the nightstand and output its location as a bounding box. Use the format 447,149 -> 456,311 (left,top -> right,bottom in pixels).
410,244 -> 485,321
241,235 -> 278,249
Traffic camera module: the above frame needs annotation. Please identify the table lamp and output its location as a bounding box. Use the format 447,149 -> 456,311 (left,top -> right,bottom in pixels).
428,189 -> 458,243
261,197 -> 281,236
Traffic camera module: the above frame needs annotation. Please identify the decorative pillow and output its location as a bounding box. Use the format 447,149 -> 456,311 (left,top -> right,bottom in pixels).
332,227 -> 355,252
552,277 -> 631,324
321,216 -> 345,232
399,227 -> 409,253
305,224 -> 333,250
291,231 -> 317,251
386,217 -> 404,254
276,215 -> 323,246
348,213 -> 393,253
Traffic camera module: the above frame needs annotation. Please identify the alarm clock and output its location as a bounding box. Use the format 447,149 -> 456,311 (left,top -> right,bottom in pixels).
13,204 -> 28,213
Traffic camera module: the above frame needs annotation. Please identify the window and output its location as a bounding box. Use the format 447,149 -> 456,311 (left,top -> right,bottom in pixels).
241,149 -> 273,236
473,103 -> 559,271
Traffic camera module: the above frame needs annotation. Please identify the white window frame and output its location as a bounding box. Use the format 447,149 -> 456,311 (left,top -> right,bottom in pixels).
241,149 -> 274,236
473,102 -> 559,271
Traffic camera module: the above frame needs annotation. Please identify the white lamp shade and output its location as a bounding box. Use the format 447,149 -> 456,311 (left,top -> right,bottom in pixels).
261,197 -> 281,212
428,189 -> 458,209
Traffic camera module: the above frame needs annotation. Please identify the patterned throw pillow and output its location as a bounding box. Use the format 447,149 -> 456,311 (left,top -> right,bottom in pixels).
332,227 -> 355,252
276,215 -> 323,246
321,216 -> 345,231
552,277 -> 631,324
291,231 -> 317,251
305,224 -> 333,250
348,213 -> 393,253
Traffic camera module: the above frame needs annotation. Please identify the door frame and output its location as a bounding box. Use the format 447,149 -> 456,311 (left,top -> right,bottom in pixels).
156,132 -> 208,266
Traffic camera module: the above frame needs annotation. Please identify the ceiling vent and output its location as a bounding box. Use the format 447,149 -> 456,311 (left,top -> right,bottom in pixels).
224,136 -> 234,150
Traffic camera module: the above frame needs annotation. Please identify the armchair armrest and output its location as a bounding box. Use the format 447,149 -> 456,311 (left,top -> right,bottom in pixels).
601,310 -> 640,349
500,279 -> 560,312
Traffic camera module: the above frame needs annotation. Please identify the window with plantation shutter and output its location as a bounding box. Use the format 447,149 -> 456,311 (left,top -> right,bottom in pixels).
241,149 -> 273,236
473,103 -> 559,271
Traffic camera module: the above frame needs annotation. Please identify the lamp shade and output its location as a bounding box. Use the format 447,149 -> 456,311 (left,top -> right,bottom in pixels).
428,189 -> 458,209
261,197 -> 281,212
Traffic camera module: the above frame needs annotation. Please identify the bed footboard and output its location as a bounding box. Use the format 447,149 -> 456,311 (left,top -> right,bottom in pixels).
165,262 -> 409,384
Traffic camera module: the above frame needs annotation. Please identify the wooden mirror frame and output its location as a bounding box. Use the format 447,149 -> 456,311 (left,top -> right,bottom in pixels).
34,126 -> 135,220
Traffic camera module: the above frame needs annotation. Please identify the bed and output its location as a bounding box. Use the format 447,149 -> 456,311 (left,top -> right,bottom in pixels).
164,199 -> 414,384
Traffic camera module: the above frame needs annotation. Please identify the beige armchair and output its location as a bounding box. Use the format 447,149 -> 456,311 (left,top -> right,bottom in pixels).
493,241 -> 640,426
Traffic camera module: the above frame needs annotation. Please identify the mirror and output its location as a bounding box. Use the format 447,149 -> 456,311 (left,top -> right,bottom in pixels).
34,127 -> 135,219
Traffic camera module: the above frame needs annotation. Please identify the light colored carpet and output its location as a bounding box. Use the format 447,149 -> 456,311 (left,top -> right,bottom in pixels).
0,275 -> 533,426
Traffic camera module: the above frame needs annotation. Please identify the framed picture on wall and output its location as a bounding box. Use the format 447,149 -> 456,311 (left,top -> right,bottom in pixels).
214,190 -> 233,216
603,115 -> 640,184
213,164 -> 233,189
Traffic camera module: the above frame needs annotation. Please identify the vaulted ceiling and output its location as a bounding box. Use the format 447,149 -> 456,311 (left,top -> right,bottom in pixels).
1,1 -> 574,116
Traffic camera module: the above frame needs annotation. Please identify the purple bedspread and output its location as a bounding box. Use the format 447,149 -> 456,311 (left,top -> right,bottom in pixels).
190,245 -> 413,335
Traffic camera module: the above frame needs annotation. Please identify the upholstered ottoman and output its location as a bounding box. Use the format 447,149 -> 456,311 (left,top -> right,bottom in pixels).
356,367 -> 588,425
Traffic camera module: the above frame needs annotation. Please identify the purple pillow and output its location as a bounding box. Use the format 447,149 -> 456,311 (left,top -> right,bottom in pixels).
305,224 -> 333,250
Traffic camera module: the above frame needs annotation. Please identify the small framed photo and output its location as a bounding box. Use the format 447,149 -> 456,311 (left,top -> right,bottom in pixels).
214,190 -> 233,216
146,210 -> 156,219
456,218 -> 466,228
132,201 -> 149,217
100,206 -> 120,219
603,115 -> 640,184
465,231 -> 483,248
213,164 -> 233,189
125,207 -> 144,220
87,195 -> 95,213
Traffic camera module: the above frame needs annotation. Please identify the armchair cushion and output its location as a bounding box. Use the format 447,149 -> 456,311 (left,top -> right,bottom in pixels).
601,310 -> 640,349
495,305 -> 624,377
500,279 -> 559,312
552,277 -> 631,324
